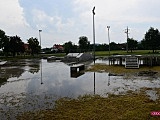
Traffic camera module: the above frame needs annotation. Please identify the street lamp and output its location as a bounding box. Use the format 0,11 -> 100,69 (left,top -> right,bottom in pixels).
92,6 -> 96,65
39,30 -> 42,49
38,30 -> 43,85
107,26 -> 110,56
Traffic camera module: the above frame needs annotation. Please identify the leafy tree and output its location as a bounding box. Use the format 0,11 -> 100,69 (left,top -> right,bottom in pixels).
0,29 -> 6,49
63,41 -> 77,54
143,27 -> 160,53
9,35 -> 24,57
2,36 -> 10,56
78,36 -> 90,52
28,37 -> 40,55
110,42 -> 118,50
128,38 -> 138,52
95,44 -> 109,51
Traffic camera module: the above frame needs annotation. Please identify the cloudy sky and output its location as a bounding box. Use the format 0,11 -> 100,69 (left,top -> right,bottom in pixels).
0,0 -> 160,47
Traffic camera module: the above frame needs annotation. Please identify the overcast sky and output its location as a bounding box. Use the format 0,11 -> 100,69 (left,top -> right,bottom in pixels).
1,0 -> 160,48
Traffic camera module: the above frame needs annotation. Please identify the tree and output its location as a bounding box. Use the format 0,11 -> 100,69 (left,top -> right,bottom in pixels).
0,29 -> 6,49
143,27 -> 160,53
28,37 -> 40,55
78,36 -> 90,52
128,38 -> 138,52
2,36 -> 10,56
110,42 -> 118,50
63,41 -> 77,54
9,35 -> 24,57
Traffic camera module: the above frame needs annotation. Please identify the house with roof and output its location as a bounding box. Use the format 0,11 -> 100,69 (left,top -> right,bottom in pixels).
52,44 -> 64,52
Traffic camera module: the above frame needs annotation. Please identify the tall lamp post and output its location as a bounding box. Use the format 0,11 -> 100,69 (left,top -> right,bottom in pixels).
39,30 -> 43,84
92,6 -> 95,65
107,26 -> 110,56
39,30 -> 42,50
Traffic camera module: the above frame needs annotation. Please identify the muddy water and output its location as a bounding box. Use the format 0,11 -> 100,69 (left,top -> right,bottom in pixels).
0,59 -> 160,119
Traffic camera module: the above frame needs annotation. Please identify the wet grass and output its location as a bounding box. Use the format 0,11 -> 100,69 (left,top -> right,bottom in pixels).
87,64 -> 160,76
17,90 -> 160,120
95,50 -> 160,56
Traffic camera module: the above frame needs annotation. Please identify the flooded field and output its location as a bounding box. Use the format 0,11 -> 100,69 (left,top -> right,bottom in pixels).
0,59 -> 160,119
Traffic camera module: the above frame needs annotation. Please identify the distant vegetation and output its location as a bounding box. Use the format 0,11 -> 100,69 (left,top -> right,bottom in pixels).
1,27 -> 160,58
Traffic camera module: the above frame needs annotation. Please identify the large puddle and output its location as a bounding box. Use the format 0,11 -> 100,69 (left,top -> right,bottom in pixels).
0,59 -> 160,119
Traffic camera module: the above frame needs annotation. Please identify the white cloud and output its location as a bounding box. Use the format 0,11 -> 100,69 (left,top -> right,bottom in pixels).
1,0 -> 160,47
0,0 -> 29,33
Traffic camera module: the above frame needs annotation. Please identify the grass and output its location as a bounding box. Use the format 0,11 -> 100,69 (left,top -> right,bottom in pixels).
95,50 -> 160,56
15,62 -> 160,120
17,90 -> 160,120
87,64 -> 160,76
0,53 -> 66,60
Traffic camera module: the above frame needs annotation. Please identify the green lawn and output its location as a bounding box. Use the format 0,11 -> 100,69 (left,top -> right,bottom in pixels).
95,50 -> 160,56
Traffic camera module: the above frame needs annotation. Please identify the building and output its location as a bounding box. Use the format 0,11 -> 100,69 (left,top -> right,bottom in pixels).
52,44 -> 64,52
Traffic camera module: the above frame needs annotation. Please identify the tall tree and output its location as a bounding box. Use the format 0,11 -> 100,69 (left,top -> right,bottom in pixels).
0,29 -> 6,49
9,35 -> 24,57
28,37 -> 40,55
78,36 -> 90,52
143,27 -> 160,53
128,38 -> 138,52
63,41 -> 77,54
2,36 -> 10,56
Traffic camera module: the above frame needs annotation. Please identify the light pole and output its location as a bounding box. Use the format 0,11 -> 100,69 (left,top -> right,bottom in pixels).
107,26 -> 110,56
39,30 -> 43,84
39,30 -> 42,50
92,6 -> 95,65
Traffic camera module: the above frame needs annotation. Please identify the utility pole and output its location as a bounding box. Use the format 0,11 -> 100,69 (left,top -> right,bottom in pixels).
92,6 -> 96,65
125,27 -> 129,52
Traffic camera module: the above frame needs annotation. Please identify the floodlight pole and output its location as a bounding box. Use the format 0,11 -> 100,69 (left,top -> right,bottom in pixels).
39,30 -> 43,84
107,26 -> 110,56
39,30 -> 42,50
92,6 -> 96,65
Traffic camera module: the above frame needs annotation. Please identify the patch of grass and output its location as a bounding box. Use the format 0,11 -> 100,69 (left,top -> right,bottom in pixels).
87,64 -> 160,75
17,90 -> 160,120
95,50 -> 160,56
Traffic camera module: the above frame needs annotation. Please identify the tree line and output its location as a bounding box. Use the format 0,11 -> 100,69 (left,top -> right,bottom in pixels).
63,27 -> 160,53
0,29 -> 40,57
1,27 -> 160,57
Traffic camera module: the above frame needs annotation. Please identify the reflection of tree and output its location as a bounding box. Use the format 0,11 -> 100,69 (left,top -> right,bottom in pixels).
0,67 -> 24,87
28,60 -> 40,74
0,77 -> 7,87
0,59 -> 40,87
1,68 -> 24,79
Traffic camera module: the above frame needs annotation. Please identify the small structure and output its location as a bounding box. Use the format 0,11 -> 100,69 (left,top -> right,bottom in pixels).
47,56 -> 56,61
63,53 -> 93,62
108,55 -> 160,68
0,61 -> 7,66
70,64 -> 85,78
125,56 -> 139,69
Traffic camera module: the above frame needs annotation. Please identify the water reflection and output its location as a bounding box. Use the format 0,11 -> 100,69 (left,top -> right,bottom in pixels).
0,59 -> 160,119
70,70 -> 85,78
108,74 -> 110,86
40,59 -> 43,85
94,72 -> 95,94
0,59 -> 40,87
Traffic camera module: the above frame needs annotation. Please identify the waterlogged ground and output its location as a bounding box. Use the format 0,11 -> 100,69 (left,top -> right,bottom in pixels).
0,59 -> 160,119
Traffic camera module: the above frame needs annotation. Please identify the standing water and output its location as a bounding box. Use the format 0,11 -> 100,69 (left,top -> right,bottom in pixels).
0,59 -> 160,119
